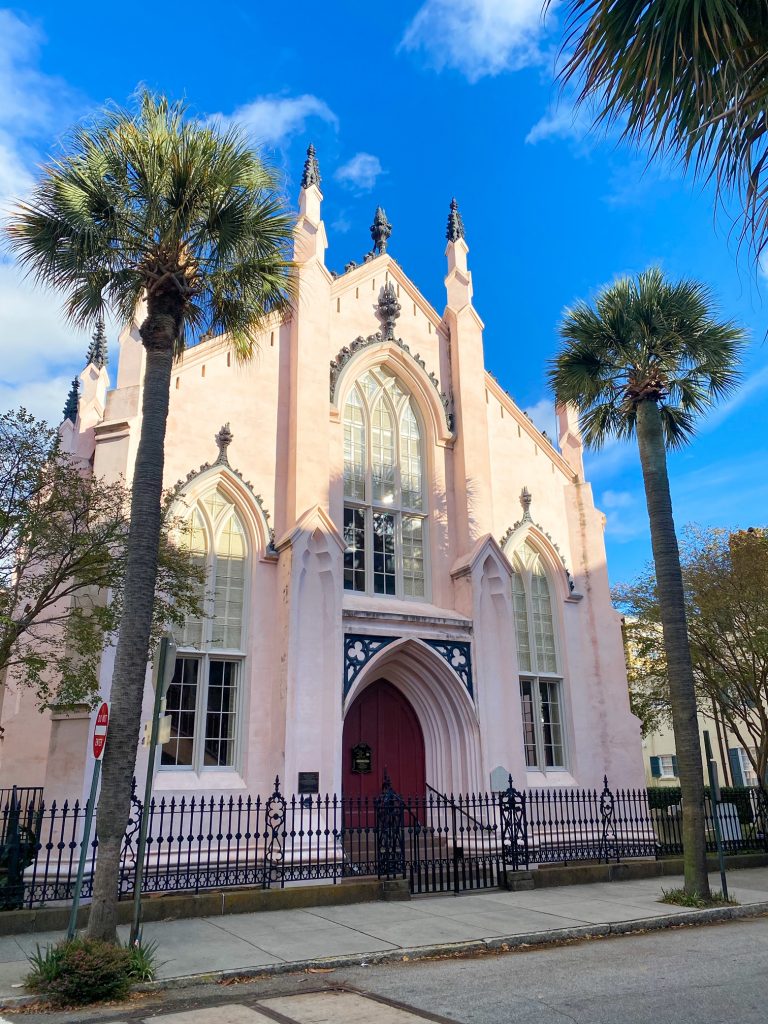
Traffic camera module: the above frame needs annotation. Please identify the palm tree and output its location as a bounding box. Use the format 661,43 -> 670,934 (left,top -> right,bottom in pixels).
548,268 -> 745,896
551,1 -> 768,261
6,93 -> 294,941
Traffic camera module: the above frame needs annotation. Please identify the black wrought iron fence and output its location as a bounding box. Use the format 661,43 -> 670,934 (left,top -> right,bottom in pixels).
4,777 -> 767,909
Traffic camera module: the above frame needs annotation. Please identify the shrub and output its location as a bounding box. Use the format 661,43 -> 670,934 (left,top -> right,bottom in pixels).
646,785 -> 757,825
659,886 -> 739,908
26,936 -> 156,1006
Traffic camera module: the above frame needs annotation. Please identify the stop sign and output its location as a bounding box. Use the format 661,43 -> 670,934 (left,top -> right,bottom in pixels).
92,702 -> 109,760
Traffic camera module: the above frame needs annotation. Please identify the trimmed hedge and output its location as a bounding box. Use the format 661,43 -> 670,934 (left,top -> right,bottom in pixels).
647,785 -> 758,825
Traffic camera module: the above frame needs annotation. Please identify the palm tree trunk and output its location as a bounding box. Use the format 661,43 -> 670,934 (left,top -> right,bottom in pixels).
635,399 -> 710,896
86,341 -> 173,942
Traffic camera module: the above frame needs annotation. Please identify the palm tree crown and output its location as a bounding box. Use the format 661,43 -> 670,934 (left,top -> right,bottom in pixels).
548,268 -> 745,449
6,91 -> 295,354
553,1 -> 768,260
4,91 -> 296,944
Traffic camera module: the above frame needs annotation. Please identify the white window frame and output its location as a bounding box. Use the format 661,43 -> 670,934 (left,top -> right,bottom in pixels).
161,485 -> 249,774
658,754 -> 676,779
512,545 -> 568,772
161,654 -> 244,772
342,368 -> 430,600
737,747 -> 758,787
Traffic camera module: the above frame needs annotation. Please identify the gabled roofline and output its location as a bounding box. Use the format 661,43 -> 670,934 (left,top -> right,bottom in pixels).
484,373 -> 576,480
330,254 -> 447,337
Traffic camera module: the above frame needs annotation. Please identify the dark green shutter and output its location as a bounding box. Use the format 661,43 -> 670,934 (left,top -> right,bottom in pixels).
728,748 -> 745,787
650,756 -> 662,778
671,755 -> 679,777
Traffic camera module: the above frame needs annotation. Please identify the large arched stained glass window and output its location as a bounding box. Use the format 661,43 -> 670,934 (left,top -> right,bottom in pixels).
163,485 -> 248,773
343,367 -> 426,598
511,542 -> 566,771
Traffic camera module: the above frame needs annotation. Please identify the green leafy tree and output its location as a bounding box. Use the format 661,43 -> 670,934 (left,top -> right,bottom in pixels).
0,407 -> 204,713
617,526 -> 768,790
552,1 -> 768,261
6,93 -> 294,941
549,267 -> 745,896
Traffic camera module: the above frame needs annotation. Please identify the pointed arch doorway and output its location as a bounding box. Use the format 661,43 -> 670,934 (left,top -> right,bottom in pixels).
342,679 -> 426,800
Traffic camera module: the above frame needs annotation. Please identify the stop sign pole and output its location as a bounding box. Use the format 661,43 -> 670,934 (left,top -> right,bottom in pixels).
67,702 -> 109,939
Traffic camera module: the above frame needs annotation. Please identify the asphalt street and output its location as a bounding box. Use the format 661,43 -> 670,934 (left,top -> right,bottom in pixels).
11,914 -> 767,1024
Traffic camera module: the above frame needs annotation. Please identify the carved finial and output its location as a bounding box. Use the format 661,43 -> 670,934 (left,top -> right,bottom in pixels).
86,316 -> 108,369
370,206 -> 392,254
301,143 -> 321,190
520,486 -> 532,521
63,378 -> 79,424
377,281 -> 401,341
446,197 -> 465,242
215,423 -> 233,464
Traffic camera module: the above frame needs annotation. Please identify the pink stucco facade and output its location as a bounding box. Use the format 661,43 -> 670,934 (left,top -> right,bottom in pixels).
0,167 -> 644,803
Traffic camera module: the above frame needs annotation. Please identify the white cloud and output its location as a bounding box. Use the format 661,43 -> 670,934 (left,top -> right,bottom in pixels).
0,373 -> 76,426
598,488 -> 646,541
523,398 -> 558,442
400,0 -> 557,82
334,153 -> 384,192
210,93 -> 338,147
331,214 -> 353,235
0,12 -> 92,425
526,100 -> 590,145
702,364 -> 768,431
0,263 -> 90,381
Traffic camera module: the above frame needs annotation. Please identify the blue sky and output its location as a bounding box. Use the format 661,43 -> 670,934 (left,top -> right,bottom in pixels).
0,1 -> 766,587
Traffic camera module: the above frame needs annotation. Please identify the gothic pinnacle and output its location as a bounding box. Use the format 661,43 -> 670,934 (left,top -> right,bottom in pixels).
63,378 -> 79,424
446,197 -> 465,242
370,206 -> 392,255
301,143 -> 321,190
86,316 -> 108,369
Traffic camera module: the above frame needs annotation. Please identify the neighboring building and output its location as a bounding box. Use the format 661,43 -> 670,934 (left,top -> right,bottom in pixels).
0,149 -> 644,805
643,716 -> 761,789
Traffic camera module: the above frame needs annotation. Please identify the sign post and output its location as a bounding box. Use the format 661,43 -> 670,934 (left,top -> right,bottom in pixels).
703,729 -> 729,900
67,702 -> 109,940
130,635 -> 176,946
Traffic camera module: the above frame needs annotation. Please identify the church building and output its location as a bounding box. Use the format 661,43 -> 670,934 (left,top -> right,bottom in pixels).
0,146 -> 643,805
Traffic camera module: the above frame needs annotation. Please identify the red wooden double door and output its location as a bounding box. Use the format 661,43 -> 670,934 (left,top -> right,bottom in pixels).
342,679 -> 426,800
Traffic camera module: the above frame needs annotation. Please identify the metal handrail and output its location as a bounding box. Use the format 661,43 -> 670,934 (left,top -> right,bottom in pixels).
425,783 -> 497,835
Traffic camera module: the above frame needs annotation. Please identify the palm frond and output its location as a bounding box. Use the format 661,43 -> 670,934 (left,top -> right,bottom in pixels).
549,266 -> 746,450
4,90 -> 296,356
552,0 -> 768,262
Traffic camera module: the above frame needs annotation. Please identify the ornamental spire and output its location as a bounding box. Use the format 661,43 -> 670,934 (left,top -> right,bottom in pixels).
63,378 -> 79,424
377,281 -> 401,341
370,206 -> 392,255
300,143 -> 321,190
86,316 -> 108,369
215,423 -> 233,464
520,486 -> 532,522
446,197 -> 465,242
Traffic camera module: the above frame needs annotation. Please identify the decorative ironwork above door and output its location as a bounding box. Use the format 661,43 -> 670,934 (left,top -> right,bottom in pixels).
343,633 -> 474,698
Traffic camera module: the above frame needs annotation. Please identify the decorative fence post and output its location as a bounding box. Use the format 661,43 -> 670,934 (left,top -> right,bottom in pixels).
375,773 -> 405,879
261,776 -> 287,889
597,775 -> 618,864
498,775 -> 528,875
119,779 -> 144,899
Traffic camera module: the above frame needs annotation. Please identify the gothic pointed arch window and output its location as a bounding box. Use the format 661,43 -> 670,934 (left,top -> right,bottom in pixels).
162,484 -> 248,772
512,542 -> 566,771
342,367 -> 427,598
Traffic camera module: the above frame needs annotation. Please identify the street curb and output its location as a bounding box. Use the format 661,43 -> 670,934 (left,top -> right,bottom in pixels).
4,900 -> 767,1011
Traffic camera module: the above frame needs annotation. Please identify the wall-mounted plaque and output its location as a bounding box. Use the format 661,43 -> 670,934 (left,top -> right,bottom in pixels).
298,771 -> 319,794
351,742 -> 372,774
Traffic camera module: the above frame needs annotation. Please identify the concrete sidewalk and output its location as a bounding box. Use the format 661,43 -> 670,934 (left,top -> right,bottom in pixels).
2,868 -> 768,1005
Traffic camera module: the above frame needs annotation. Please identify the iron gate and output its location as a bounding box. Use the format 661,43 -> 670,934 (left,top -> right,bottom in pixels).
374,778 -> 502,894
